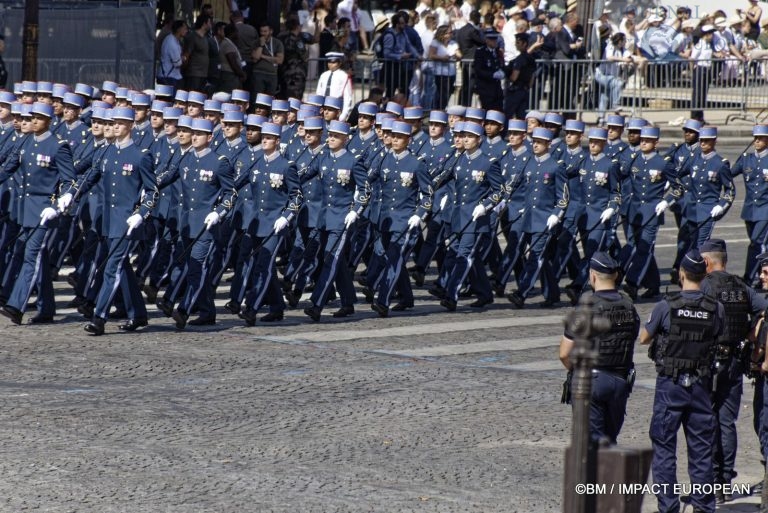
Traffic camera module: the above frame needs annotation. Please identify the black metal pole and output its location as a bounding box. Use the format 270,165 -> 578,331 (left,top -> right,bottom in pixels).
22,0 -> 39,81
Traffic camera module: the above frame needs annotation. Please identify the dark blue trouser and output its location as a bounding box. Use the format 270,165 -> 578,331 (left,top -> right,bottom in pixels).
625,220 -> 660,290
414,219 -> 446,273
587,369 -> 630,444
7,226 -> 55,317
650,374 -> 716,513
290,226 -> 321,294
94,237 -> 147,322
758,375 -> 768,459
445,231 -> 491,303
712,356 -> 743,484
745,220 -> 768,286
375,229 -> 418,308
518,230 -> 558,301
244,232 -> 286,313
310,229 -> 356,309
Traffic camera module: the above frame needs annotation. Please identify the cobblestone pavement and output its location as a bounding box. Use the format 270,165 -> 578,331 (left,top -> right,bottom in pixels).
1,144 -> 764,512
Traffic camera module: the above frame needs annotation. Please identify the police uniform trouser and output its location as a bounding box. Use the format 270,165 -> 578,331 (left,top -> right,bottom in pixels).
650,374 -> 716,513
375,229 -> 418,308
244,232 -> 286,314
445,231 -> 492,303
310,229 -> 356,309
588,369 -> 630,444
94,237 -> 147,322
518,229 -> 558,301
7,226 -> 56,318
624,220 -> 661,290
712,356 -> 743,485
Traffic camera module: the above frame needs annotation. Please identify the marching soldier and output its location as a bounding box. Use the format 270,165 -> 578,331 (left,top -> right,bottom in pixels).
481,110 -> 506,161
564,128 -> 622,305
554,119 -> 586,284
302,120 -> 368,321
507,127 -> 569,308
436,120 -> 504,311
559,252 -> 640,443
640,249 -> 724,513
731,124 -> 768,288
621,126 -> 681,301
0,103 -> 76,325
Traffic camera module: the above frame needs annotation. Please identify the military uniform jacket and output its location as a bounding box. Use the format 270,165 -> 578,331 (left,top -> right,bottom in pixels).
364,149 -> 431,232
421,137 -> 454,222
605,139 -> 629,159
481,136 -> 506,161
448,148 -> 504,233
665,142 -> 699,214
493,145 -> 530,223
54,120 -> 89,154
511,153 -> 569,233
150,135 -> 182,225
731,148 -> 768,222
231,145 -> 261,231
157,147 -> 235,240
239,150 -> 302,237
82,140 -> 110,232
76,139 -> 156,239
0,131 -> 77,228
408,130 -> 429,155
680,150 -> 734,222
563,146 -> 587,220
294,145 -> 326,228
0,122 -> 20,216
131,121 -> 155,151
302,148 -> 367,231
619,151 -> 679,225
283,129 -> 306,161
578,153 -> 621,227
346,129 -> 377,159
360,142 -> 388,223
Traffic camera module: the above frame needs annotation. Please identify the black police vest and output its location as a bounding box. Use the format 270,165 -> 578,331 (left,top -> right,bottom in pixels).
591,292 -> 639,371
660,293 -> 719,377
704,271 -> 750,344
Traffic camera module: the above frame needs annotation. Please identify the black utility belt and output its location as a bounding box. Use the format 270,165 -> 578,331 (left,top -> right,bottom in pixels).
592,367 -> 629,378
716,344 -> 735,360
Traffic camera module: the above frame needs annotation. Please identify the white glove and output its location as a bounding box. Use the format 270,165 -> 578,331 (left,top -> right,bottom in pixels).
204,211 -> 220,230
493,200 -> 507,214
599,207 -> 615,223
344,211 -> 358,228
492,70 -> 504,80
546,214 -> 559,230
472,204 -> 487,221
439,195 -> 448,211
273,216 -> 289,233
57,193 -> 73,212
710,205 -> 724,218
39,207 -> 58,226
654,200 -> 668,216
407,214 -> 422,230
126,213 -> 143,235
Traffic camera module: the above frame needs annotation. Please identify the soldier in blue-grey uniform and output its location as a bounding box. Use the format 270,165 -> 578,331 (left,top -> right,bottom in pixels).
364,120 -> 432,316
435,120 -> 504,311
604,115 -> 627,158
0,92 -> 21,278
411,110 -> 454,287
731,124 -> 768,288
283,115 -> 326,308
621,126 -> 681,301
55,92 -> 89,153
560,252 -> 640,443
73,83 -> 94,126
186,91 -> 206,119
60,107 -> 157,334
564,128 -> 622,305
507,127 -> 569,308
675,126 -> 734,260
155,117 -> 236,330
0,103 -> 76,325
481,110 -> 506,161
544,112 -> 566,161
130,93 -> 154,150
302,120 -> 369,321
554,119 -> 587,284
491,119 -> 531,296
640,249 -> 725,513
699,239 -> 768,503
346,102 -> 379,158
615,118 -> 647,242
238,122 -> 302,325
667,119 -> 701,284
404,106 -> 429,155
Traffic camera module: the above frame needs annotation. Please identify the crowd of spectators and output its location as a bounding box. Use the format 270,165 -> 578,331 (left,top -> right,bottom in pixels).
153,0 -> 768,120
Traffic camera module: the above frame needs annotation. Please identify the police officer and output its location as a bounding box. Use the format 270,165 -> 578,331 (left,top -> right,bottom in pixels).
699,239 -> 768,503
70,106 -> 158,335
0,103 -> 76,325
473,29 -> 504,112
507,127 -> 569,308
559,252 -> 640,443
564,128 -> 622,305
640,249 -> 725,513
731,124 -> 768,288
621,126 -> 680,301
302,120 -> 368,321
